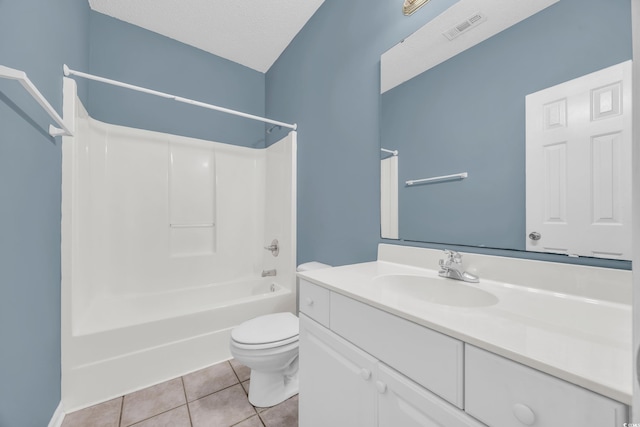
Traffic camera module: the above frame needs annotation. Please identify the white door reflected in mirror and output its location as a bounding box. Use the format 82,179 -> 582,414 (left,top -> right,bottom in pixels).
525,60 -> 632,260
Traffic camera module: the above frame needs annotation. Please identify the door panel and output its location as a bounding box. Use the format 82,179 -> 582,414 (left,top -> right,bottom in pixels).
526,60 -> 632,259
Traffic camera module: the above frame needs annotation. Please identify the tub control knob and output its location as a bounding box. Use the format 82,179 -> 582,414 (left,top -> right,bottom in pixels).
264,239 -> 279,257
360,369 -> 371,380
376,381 -> 387,394
305,298 -> 314,306
512,403 -> 536,425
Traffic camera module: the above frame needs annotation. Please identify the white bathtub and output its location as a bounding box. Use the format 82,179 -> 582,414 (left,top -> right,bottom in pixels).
63,277 -> 294,411
60,77 -> 297,411
75,277 -> 289,336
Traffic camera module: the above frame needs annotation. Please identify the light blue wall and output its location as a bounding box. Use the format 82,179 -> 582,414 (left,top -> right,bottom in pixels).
0,1 -> 90,426
0,3 -> 631,425
266,0 -> 459,266
0,7 -> 265,427
383,0 -> 632,253
267,0 -> 632,269
88,12 -> 266,148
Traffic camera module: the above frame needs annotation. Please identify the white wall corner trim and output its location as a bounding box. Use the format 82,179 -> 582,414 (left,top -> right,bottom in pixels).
631,0 -> 640,421
48,402 -> 65,427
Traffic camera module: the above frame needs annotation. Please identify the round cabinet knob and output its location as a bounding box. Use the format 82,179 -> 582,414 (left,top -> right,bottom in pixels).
528,231 -> 541,241
512,403 -> 536,426
360,369 -> 371,381
305,298 -> 314,306
376,381 -> 387,394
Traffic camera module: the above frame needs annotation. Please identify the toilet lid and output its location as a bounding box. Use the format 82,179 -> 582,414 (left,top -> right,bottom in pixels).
231,312 -> 299,345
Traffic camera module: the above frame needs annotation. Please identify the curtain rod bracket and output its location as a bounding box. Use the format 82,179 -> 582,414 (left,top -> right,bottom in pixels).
0,64 -> 73,137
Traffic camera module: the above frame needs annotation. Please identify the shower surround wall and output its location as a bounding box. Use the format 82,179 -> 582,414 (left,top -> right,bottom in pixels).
61,78 -> 297,411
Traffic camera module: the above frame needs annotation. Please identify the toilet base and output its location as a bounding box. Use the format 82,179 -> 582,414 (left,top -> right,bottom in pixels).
247,358 -> 299,407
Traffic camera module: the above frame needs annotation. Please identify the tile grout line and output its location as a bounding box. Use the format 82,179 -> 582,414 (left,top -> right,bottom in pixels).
228,360 -> 264,426
67,360 -> 265,427
181,376 -> 194,427
186,380 -> 248,407
230,413 -> 264,427
79,361 -> 258,427
256,408 -> 267,427
122,405 -> 188,427
119,379 -> 189,427
229,360 -> 252,400
183,361 -> 255,426
229,360 -> 243,385
186,361 -> 247,403
118,396 -> 125,427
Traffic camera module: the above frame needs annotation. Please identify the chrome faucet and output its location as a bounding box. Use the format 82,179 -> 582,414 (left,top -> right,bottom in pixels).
438,250 -> 479,283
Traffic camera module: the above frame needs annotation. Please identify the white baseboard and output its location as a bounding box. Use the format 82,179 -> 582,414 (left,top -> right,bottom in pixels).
48,402 -> 65,427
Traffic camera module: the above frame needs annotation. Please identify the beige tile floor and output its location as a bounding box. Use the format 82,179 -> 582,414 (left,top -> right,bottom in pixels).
61,359 -> 298,427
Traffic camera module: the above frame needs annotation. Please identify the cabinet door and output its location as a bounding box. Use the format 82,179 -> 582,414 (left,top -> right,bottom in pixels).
299,314 -> 377,427
465,345 -> 628,427
377,364 -> 486,427
331,292 -> 464,407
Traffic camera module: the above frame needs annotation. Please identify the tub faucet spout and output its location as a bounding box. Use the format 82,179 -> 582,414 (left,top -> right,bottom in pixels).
261,269 -> 277,277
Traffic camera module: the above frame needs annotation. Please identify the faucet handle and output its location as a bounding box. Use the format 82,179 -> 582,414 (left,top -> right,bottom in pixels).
440,251 -> 456,269
264,239 -> 279,257
443,250 -> 461,261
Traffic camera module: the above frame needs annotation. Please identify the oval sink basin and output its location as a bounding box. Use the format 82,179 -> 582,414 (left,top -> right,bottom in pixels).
372,274 -> 499,308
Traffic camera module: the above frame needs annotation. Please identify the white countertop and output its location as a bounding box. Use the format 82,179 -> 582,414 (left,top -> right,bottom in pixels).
298,257 -> 632,405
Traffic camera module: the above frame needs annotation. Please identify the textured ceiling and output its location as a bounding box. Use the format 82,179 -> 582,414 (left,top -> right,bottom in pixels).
88,0 -> 325,73
381,0 -> 560,93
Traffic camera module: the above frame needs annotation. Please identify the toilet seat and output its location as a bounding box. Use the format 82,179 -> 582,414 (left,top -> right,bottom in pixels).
231,336 -> 298,351
231,312 -> 299,350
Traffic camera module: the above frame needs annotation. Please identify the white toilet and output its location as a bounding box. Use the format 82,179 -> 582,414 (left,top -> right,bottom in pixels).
230,312 -> 300,407
229,262 -> 330,407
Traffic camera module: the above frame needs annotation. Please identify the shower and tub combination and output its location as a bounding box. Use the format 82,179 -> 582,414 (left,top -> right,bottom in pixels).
60,75 -> 297,411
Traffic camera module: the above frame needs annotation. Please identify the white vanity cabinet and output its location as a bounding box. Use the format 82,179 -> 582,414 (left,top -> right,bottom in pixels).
299,279 -> 484,427
298,278 -> 629,427
297,243 -> 632,425
299,314 -> 485,427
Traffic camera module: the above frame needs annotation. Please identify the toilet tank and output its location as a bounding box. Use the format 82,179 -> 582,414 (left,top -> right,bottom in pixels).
296,262 -> 331,312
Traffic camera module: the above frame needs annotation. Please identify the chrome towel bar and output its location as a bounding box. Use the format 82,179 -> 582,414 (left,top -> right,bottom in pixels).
406,172 -> 468,186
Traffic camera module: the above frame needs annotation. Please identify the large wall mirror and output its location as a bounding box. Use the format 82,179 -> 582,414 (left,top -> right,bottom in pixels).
380,0 -> 633,261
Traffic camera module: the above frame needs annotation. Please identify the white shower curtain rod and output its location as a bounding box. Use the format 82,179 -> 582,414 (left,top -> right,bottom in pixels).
63,65 -> 297,131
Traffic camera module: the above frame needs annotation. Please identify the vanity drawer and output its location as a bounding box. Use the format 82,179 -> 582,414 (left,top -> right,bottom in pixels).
298,280 -> 331,327
330,292 -> 464,408
465,345 -> 628,427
